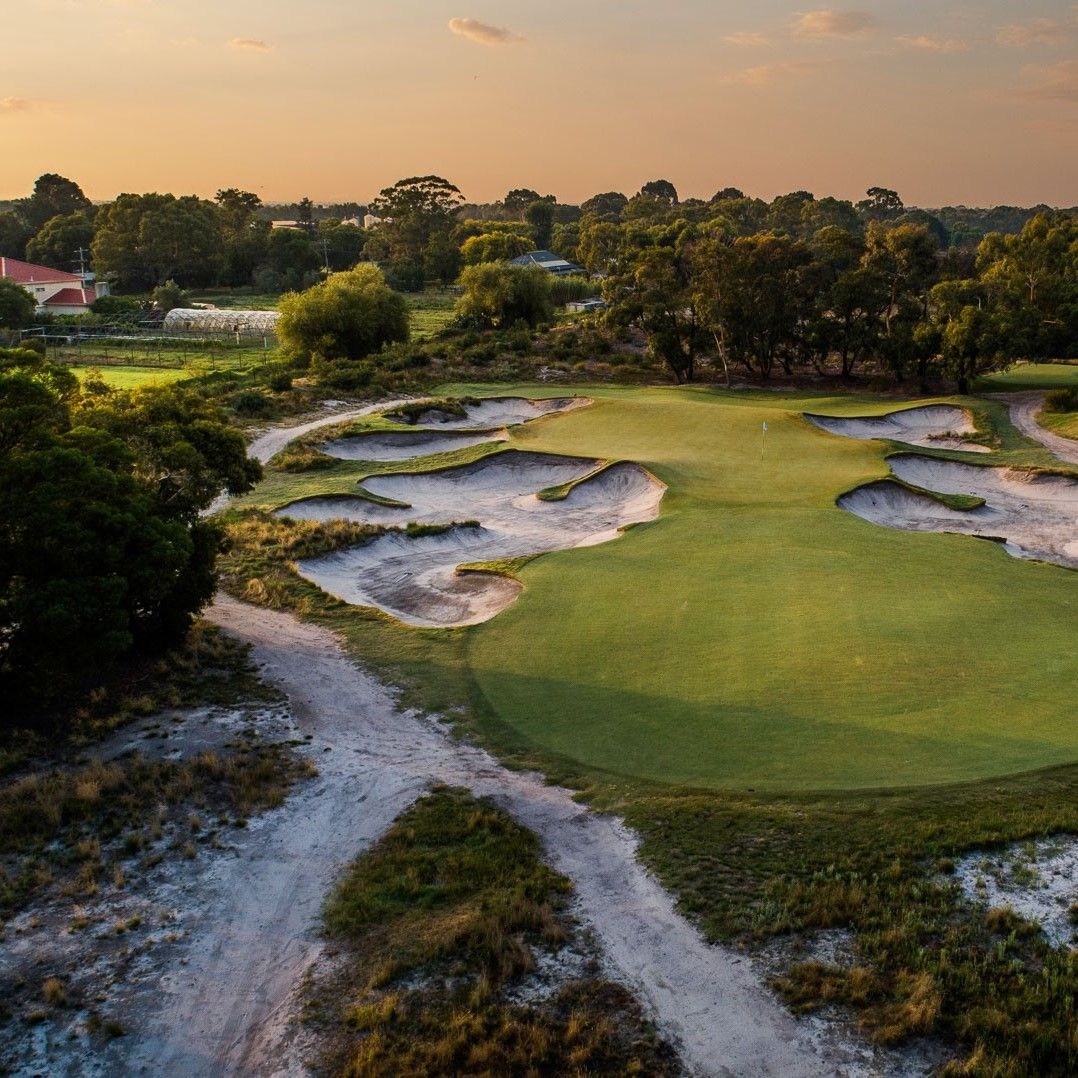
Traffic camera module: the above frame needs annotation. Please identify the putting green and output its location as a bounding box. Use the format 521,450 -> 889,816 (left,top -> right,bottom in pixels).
450,385 -> 1078,792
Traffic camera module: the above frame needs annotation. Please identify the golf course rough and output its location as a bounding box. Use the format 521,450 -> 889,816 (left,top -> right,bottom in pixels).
451,385 -> 1077,793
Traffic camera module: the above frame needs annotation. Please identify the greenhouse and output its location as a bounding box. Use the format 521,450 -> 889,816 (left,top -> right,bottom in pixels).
162,308 -> 280,337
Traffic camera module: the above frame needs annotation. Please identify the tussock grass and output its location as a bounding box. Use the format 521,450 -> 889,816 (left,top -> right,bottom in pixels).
0,746 -> 314,918
310,787 -> 677,1076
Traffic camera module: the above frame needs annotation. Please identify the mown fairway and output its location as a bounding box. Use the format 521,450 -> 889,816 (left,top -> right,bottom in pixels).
450,385 -> 1078,792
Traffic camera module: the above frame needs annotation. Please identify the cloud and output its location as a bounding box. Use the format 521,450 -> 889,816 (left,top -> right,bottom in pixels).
447,17 -> 524,46
721,61 -> 815,86
793,10 -> 874,38
0,97 -> 36,114
723,31 -> 771,47
1024,60 -> 1078,102
997,14 -> 1076,48
897,34 -> 969,54
229,38 -> 272,52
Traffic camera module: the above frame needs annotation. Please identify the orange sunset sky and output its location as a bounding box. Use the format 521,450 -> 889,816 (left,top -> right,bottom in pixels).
2,1 -> 1076,207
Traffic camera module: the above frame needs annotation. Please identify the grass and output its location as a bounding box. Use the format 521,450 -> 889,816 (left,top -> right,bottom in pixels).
310,786 -> 677,1076
226,384 -> 1078,792
72,365 -> 192,389
187,288 -> 283,311
403,289 -> 459,340
222,383 -> 1078,1073
977,362 -> 1078,391
1039,410 -> 1078,441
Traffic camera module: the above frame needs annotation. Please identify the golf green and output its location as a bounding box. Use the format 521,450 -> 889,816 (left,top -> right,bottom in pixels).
453,385 -> 1078,792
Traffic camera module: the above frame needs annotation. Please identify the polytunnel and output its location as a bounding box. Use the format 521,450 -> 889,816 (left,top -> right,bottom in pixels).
162,308 -> 281,336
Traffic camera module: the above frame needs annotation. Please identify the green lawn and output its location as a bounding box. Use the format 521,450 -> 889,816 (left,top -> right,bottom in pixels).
187,288 -> 282,311
978,362 -> 1078,390
451,386 -> 1078,792
72,364 -> 192,389
247,384 -> 1077,793
1040,410 -> 1078,441
405,289 -> 458,339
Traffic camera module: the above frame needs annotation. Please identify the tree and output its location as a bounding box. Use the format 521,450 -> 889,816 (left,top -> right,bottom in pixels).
152,280 -> 189,314
92,193 -> 225,289
456,262 -> 553,329
862,222 -> 939,340
525,200 -> 555,249
940,305 -> 1001,393
370,176 -> 463,264
766,191 -> 814,235
216,189 -> 269,285
639,179 -> 679,206
422,232 -> 463,286
317,220 -> 367,272
858,187 -> 904,217
580,192 -> 629,219
504,188 -> 542,216
26,212 -> 95,273
603,224 -> 702,382
0,212 -> 33,259
264,227 -> 321,290
0,278 -> 36,329
0,355 -> 259,719
710,187 -> 745,202
461,232 -> 532,265
18,173 -> 92,232
277,265 -> 409,361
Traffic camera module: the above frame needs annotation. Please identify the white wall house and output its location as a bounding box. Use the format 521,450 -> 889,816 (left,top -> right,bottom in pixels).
0,256 -> 109,315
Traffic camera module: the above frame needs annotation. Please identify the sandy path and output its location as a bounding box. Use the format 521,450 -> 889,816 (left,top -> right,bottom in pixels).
995,391 -> 1078,466
115,596 -> 829,1077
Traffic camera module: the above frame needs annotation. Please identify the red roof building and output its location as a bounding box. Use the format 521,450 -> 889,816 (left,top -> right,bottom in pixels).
0,255 -> 105,313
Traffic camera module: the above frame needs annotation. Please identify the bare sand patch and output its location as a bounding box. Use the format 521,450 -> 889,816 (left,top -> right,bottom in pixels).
806,405 -> 990,452
403,395 -> 590,430
955,837 -> 1078,948
838,456 -> 1078,569
279,452 -> 665,626
319,427 -> 507,461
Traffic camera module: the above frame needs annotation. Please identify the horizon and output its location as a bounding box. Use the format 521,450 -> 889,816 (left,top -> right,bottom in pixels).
3,1 -> 1076,207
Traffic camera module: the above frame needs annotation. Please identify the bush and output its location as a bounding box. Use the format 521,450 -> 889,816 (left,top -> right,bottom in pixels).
1044,387 -> 1078,412
89,295 -> 142,319
456,262 -> 554,329
277,265 -> 409,362
229,390 -> 274,416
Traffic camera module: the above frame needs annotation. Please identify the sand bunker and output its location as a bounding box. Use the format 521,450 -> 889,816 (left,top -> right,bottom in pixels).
277,451 -> 664,626
319,428 -> 507,461
401,396 -> 589,430
839,455 -> 1078,569
806,405 -> 990,452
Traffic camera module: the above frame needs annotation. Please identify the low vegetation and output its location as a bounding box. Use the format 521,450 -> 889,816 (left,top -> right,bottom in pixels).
308,786 -> 677,1076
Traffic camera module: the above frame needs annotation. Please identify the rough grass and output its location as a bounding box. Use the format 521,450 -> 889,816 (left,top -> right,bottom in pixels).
310,786 -> 678,1077
71,365 -> 192,389
0,745 -> 314,919
403,290 -> 459,340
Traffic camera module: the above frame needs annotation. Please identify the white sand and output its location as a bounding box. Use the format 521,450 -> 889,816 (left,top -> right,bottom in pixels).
280,453 -> 665,626
404,395 -> 590,429
839,456 -> 1078,569
806,405 -> 990,452
320,428 -> 507,461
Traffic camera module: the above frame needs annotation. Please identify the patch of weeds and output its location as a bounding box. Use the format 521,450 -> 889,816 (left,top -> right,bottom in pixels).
310,786 -> 678,1076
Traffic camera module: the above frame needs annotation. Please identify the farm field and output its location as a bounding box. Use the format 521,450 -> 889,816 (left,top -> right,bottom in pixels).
251,385 -> 1078,793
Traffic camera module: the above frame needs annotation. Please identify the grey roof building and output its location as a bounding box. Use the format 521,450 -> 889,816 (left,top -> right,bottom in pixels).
510,250 -> 585,276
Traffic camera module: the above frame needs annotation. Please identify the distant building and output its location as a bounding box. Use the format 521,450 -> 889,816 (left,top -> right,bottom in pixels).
566,298 -> 606,314
0,255 -> 109,315
270,220 -> 302,230
362,213 -> 384,229
510,250 -> 585,277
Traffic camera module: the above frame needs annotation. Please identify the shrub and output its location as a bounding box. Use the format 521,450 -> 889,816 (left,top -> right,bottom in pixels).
1044,387 -> 1078,413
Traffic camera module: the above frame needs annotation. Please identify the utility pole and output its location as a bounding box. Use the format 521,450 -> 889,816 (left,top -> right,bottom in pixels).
74,246 -> 90,276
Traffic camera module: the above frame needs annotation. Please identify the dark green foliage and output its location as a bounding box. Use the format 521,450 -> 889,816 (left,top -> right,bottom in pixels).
1044,387 -> 1078,412
0,352 -> 259,723
0,278 -> 36,329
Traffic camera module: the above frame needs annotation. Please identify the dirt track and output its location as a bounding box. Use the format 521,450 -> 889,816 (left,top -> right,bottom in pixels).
996,391 -> 1078,466
113,595 -> 832,1077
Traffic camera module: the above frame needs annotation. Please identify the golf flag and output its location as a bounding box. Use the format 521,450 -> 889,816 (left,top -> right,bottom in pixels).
762,422 -> 768,432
